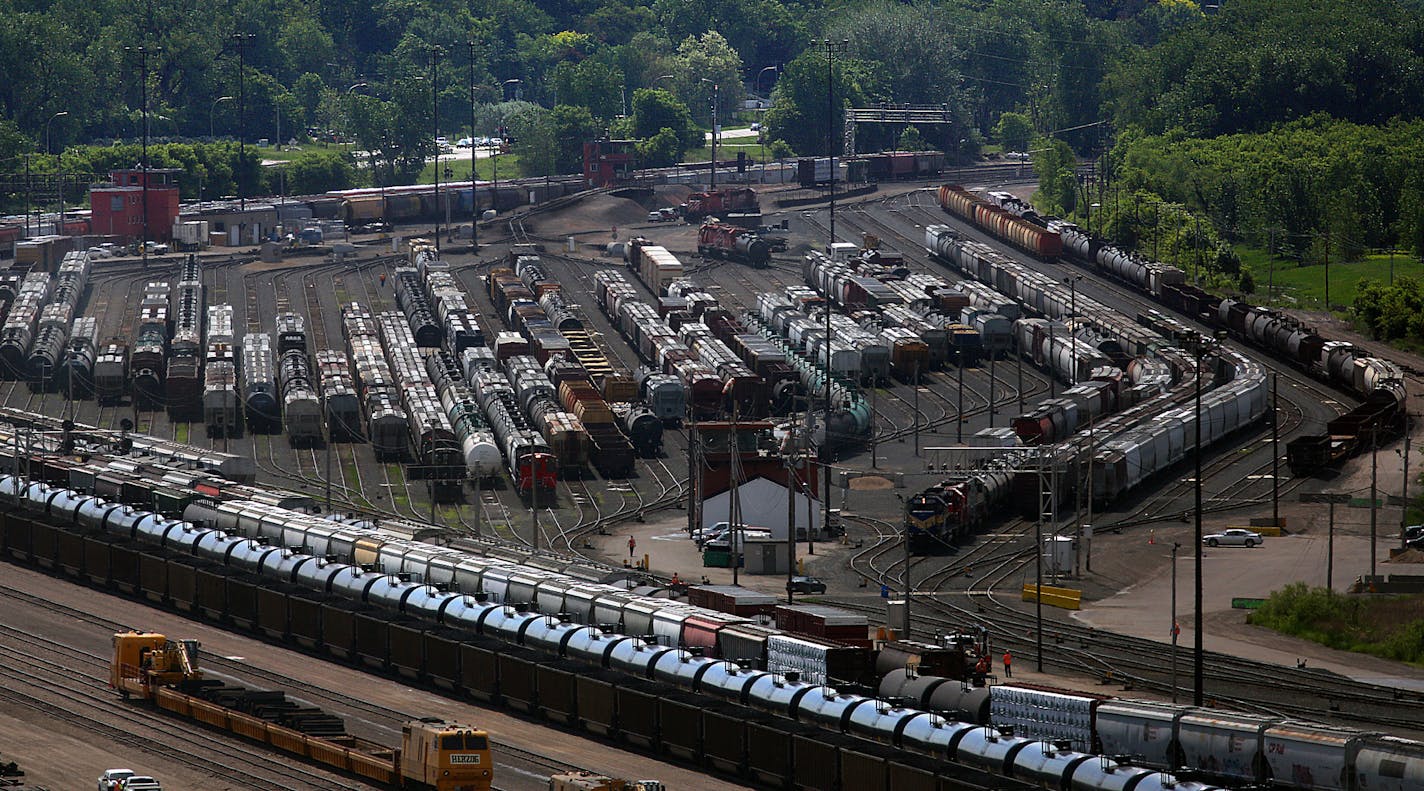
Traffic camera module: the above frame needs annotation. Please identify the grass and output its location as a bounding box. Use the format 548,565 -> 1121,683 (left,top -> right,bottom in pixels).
419,152 -> 523,183
1238,246 -> 1419,310
174,423 -> 189,444
1249,582 -> 1424,664
682,139 -> 776,163
255,141 -> 345,163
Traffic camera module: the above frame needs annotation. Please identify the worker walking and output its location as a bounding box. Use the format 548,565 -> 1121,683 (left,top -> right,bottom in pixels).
973,654 -> 988,687
628,535 -> 637,558
379,272 -> 387,287
1003,651 -> 1013,678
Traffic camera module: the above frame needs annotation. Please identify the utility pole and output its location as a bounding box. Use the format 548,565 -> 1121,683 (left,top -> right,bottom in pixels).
1035,447 -> 1045,673
1171,541 -> 1180,704
1323,230 -> 1331,309
126,44 -> 162,265
913,361 -> 921,456
956,349 -> 964,443
786,445 -> 797,603
1017,351 -> 1023,413
988,355 -> 996,428
531,459 -> 540,551
1049,321 -> 1056,398
820,39 -> 847,557
709,82 -> 719,193
430,46 -> 444,253
232,33 -> 255,213
903,515 -> 912,638
467,40 -> 479,254
1401,419 -> 1412,549
1328,499 -> 1336,591
731,405 -> 743,586
823,39 -> 848,245
1272,373 -> 1279,525
1370,432 -> 1378,577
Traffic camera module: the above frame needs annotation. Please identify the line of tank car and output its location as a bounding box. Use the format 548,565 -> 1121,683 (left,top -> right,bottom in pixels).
11,468 -> 1420,791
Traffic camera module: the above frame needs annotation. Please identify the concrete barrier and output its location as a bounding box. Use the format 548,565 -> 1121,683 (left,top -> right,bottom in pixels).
1022,583 -> 1082,610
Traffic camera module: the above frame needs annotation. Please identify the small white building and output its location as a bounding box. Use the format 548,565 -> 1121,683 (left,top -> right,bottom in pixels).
700,476 -> 822,539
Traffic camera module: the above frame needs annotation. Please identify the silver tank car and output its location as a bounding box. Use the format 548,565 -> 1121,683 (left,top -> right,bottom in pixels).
241,333 -> 279,431
279,348 -> 322,447
59,316 -> 98,398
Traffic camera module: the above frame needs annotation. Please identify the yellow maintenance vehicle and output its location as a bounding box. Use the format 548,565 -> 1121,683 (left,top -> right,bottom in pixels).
111,631 -> 493,790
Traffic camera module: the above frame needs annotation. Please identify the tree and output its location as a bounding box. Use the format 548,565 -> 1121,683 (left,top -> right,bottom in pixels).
278,149 -> 354,194
638,126 -> 683,168
650,0 -> 803,76
762,48 -> 866,156
629,89 -> 700,149
551,58 -> 624,120
896,126 -> 927,152
993,112 -> 1033,153
293,73 -> 326,132
669,32 -> 744,126
514,104 -> 598,175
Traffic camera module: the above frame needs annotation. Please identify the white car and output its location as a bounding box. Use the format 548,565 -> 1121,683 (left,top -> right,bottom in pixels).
120,776 -> 162,791
98,769 -> 135,791
1202,528 -> 1263,548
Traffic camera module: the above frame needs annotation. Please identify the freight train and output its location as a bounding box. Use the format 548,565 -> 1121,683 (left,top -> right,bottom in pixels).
0,272 -> 49,378
682,187 -> 760,223
697,221 -> 771,267
343,302 -> 410,460
132,280 -> 171,410
59,315 -> 98,398
950,188 -> 1408,475
27,251 -> 88,391
240,332 -> 279,432
203,305 -> 238,438
316,348 -> 361,441
467,355 -> 558,492
796,150 -> 946,187
907,224 -> 1268,545
166,258 -> 203,418
17,481 -> 1416,791
378,311 -> 463,478
333,177 -> 582,226
488,257 -> 636,475
424,348 -> 502,478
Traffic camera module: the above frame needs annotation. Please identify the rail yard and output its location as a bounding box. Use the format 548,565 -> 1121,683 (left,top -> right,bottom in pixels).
1,172 -> 1422,791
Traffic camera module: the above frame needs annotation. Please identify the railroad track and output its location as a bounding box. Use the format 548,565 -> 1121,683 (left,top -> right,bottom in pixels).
0,582 -> 583,789
0,605 -> 353,789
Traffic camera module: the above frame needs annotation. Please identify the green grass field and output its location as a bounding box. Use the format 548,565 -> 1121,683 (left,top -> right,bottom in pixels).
1238,246 -> 1420,310
682,140 -> 775,163
418,152 -> 523,183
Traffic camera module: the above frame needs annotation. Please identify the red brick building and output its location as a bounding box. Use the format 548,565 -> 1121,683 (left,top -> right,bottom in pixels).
90,168 -> 181,242
582,139 -> 637,187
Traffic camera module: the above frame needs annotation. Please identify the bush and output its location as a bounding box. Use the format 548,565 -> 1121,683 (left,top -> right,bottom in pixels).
1249,582 -> 1424,663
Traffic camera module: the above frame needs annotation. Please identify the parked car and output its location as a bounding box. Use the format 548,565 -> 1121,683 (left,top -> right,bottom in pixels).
120,776 -> 162,791
98,769 -> 135,791
1202,528 -> 1263,548
788,576 -> 827,594
693,521 -> 731,546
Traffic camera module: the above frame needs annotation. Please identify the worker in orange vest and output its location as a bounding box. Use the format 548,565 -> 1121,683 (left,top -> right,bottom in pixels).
1003,651 -> 1013,678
